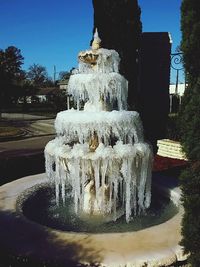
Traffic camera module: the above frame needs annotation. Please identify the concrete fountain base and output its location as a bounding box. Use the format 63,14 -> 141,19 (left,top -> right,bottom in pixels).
0,173 -> 187,267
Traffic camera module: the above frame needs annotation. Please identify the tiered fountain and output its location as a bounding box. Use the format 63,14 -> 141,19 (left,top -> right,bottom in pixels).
45,29 -> 153,223
0,30 -> 186,267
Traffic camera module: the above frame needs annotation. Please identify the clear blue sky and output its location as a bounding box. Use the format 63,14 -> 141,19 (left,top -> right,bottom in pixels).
0,0 -> 182,82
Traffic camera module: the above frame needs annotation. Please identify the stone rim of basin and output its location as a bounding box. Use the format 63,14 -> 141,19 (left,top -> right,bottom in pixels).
0,173 -> 187,267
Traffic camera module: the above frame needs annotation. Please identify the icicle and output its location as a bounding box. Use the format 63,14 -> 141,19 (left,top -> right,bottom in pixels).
135,144 -> 151,213
127,159 -> 133,222
144,147 -> 153,209
100,159 -> 109,212
108,180 -> 113,214
131,159 -> 138,216
72,159 -> 81,213
61,181 -> 65,204
92,159 -> 100,195
80,159 -> 86,210
113,179 -> 118,221
55,157 -> 61,205
60,162 -> 66,204
44,152 -> 55,181
77,99 -> 80,111
67,96 -> 70,110
55,183 -> 59,206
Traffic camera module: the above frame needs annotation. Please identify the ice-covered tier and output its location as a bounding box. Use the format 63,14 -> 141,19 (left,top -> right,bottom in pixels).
78,48 -> 120,74
68,73 -> 128,111
55,110 -> 144,145
45,140 -> 152,222
70,41 -> 127,111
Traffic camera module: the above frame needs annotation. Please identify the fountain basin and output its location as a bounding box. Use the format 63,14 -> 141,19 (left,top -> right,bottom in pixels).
19,183 -> 178,233
0,173 -> 186,267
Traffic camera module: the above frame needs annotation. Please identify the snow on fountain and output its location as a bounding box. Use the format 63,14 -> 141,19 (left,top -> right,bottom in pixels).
45,29 -> 153,222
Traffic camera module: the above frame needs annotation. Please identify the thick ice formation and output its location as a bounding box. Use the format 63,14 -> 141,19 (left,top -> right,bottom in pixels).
68,73 -> 128,110
78,48 -> 120,74
45,31 -> 153,222
55,110 -> 143,145
45,140 -> 152,221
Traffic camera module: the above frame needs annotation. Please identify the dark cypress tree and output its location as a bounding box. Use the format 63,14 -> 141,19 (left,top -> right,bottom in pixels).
180,0 -> 200,160
92,0 -> 142,110
180,1 -> 200,265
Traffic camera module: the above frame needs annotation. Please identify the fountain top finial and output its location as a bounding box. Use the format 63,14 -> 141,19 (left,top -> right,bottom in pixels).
92,28 -> 101,50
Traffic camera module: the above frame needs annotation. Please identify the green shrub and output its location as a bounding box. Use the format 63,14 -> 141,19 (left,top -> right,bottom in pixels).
180,1 -> 200,265
180,163 -> 200,267
179,84 -> 200,161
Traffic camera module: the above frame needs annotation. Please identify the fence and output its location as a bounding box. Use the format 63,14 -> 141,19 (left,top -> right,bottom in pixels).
170,52 -> 186,113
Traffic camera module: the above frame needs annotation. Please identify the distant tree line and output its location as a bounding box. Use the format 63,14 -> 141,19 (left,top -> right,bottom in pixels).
179,0 -> 200,266
0,46 -> 58,111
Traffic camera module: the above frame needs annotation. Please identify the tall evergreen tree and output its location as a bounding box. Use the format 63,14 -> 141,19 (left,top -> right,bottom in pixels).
92,0 -> 142,110
180,1 -> 200,266
180,0 -> 200,160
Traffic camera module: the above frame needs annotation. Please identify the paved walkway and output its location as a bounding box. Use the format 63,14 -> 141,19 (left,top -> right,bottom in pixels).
0,135 -> 56,182
1,113 -> 48,120
0,135 -> 55,157
0,112 -> 55,156
0,114 -> 56,181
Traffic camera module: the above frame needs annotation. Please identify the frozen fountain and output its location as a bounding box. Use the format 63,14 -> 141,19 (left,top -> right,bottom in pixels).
0,30 -> 186,267
44,29 -> 153,222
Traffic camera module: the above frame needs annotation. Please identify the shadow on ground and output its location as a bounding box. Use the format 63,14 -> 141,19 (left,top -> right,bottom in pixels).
0,210 -> 102,267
